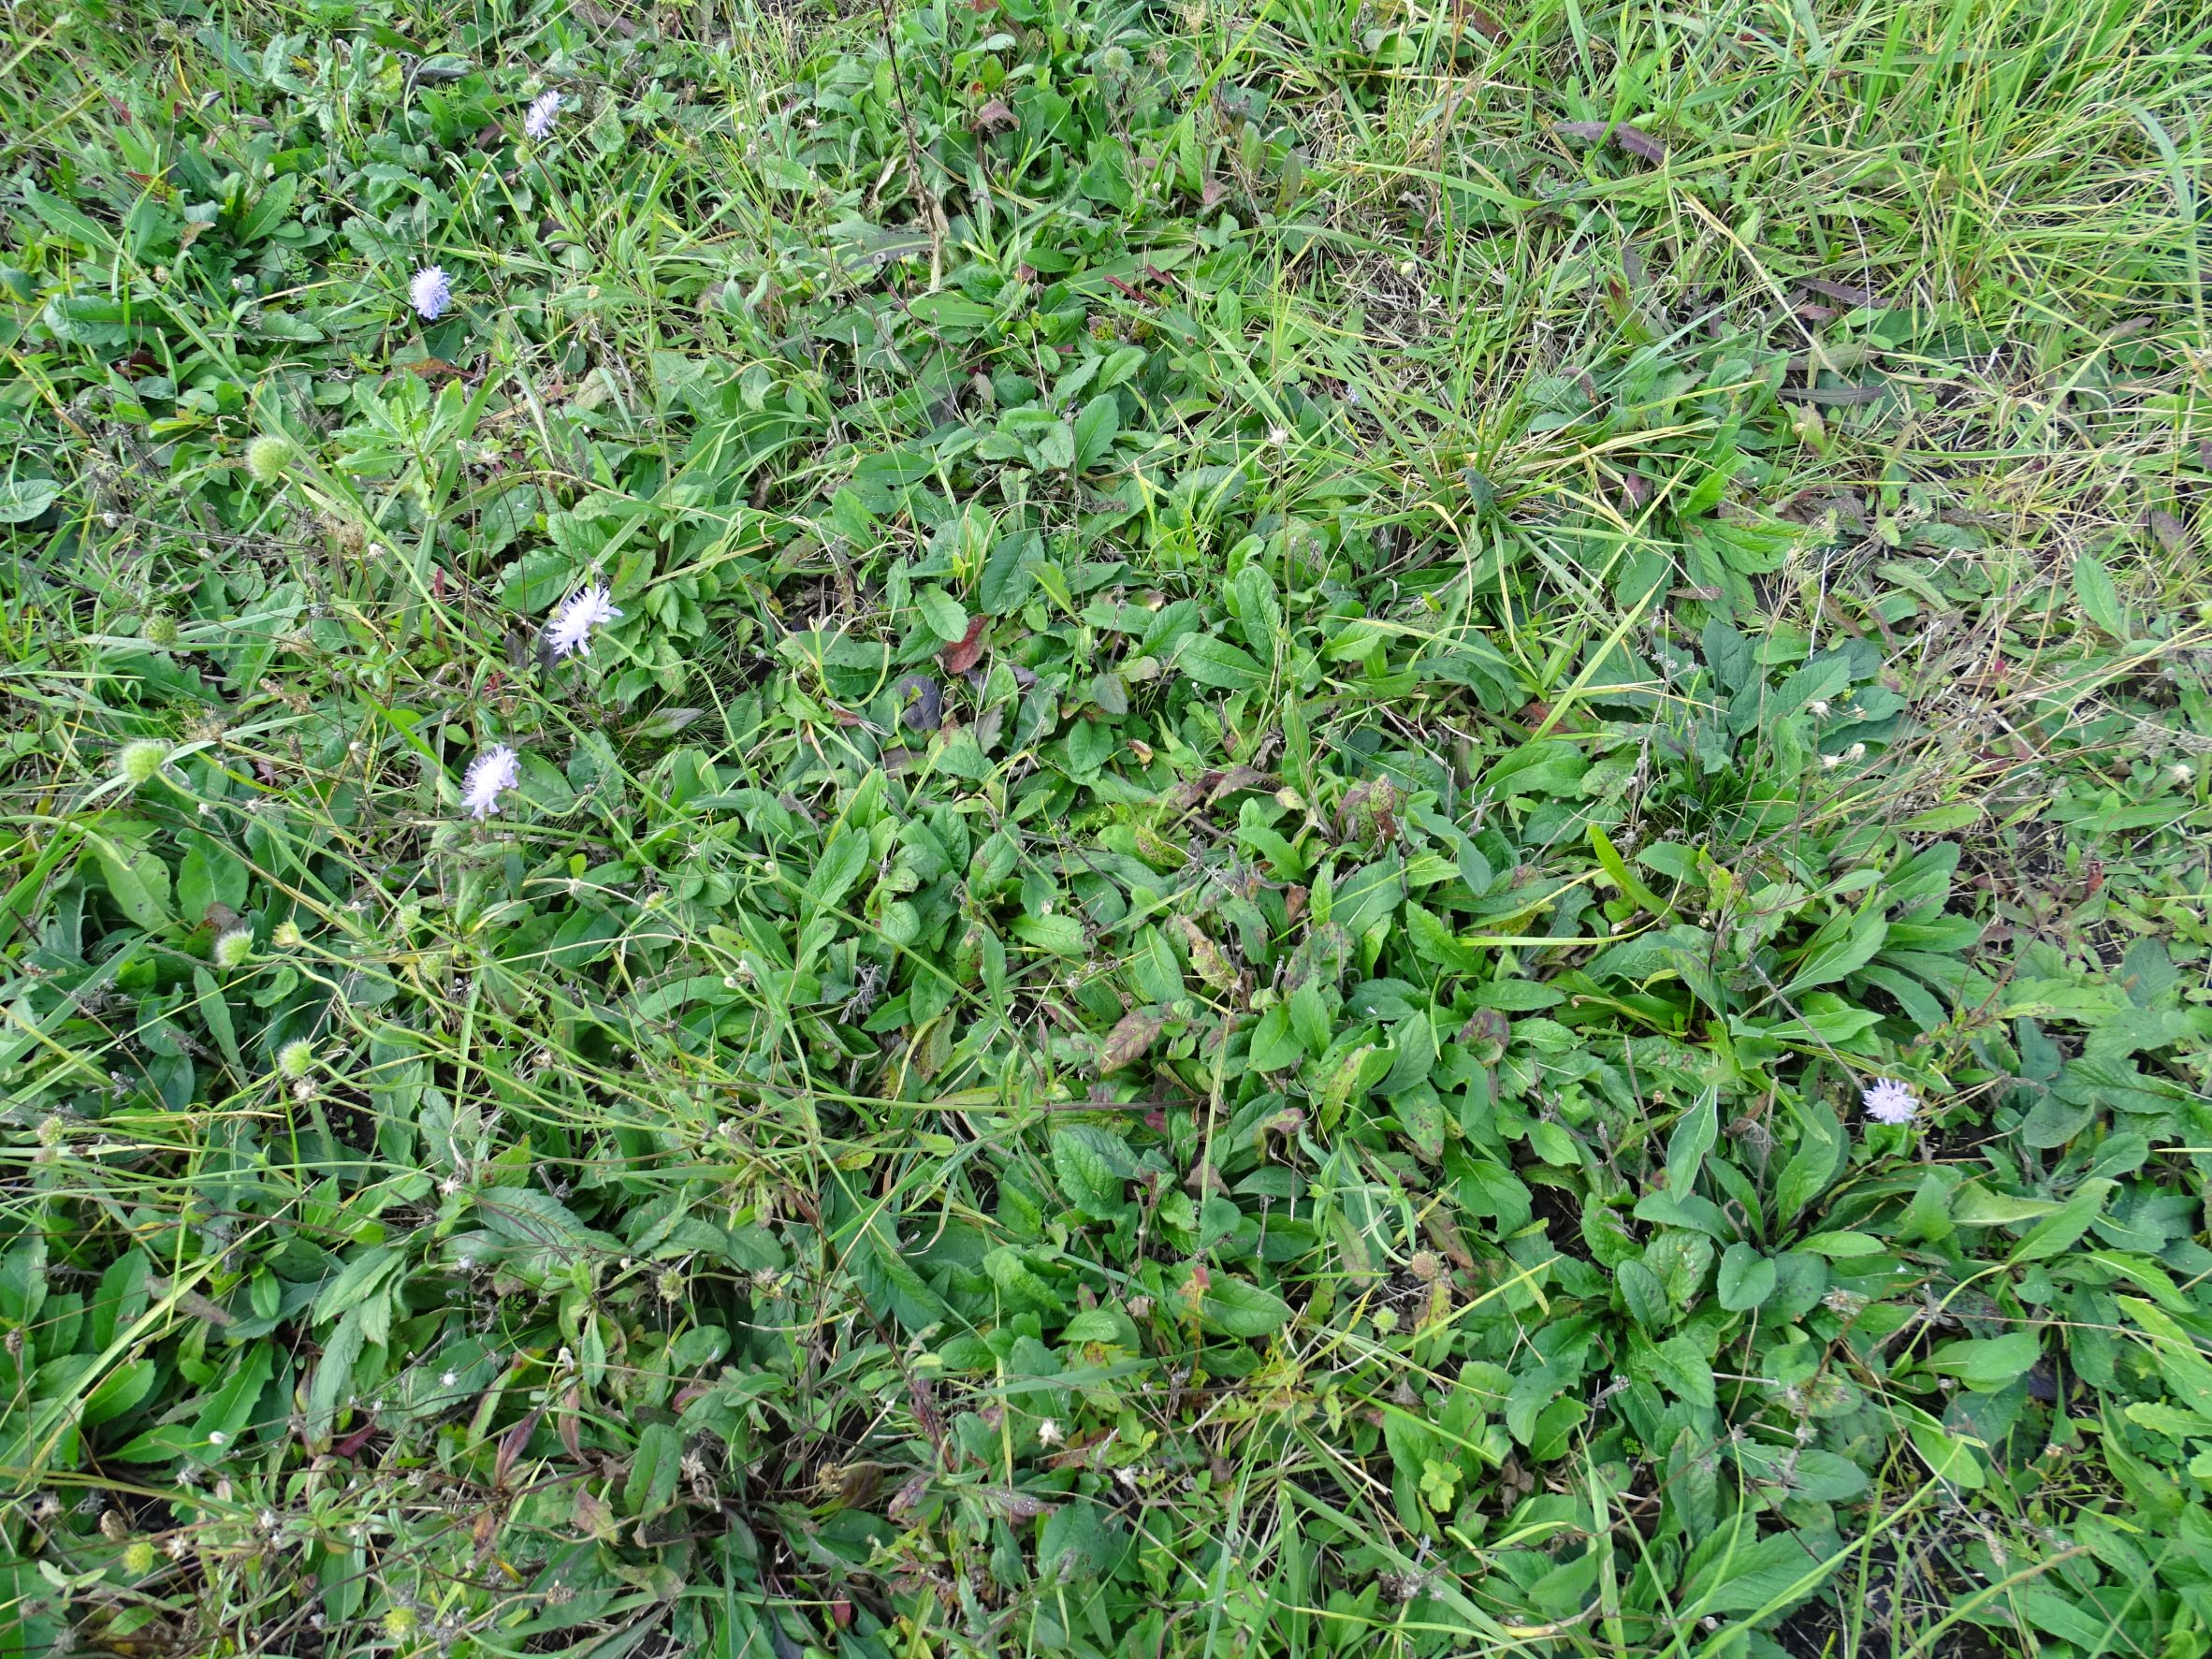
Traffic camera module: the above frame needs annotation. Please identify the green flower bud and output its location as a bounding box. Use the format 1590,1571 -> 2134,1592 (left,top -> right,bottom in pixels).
244,434 -> 295,486
276,1038 -> 315,1080
117,739 -> 169,786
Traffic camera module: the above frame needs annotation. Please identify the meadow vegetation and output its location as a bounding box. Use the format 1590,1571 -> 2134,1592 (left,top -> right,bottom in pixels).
2,0 -> 2210,1652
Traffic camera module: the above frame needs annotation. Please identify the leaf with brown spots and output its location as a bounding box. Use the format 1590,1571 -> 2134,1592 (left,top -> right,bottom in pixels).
1099,1007 -> 1165,1072
1175,916 -> 1239,993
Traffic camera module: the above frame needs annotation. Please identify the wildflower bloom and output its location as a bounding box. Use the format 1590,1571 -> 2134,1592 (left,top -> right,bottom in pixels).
546,583 -> 622,658
409,265 -> 452,321
461,744 -> 520,820
524,89 -> 561,139
1861,1078 -> 1920,1126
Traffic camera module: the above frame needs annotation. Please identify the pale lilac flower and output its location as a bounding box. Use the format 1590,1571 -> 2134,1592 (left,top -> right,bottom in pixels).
461,744 -> 520,820
409,265 -> 452,321
523,89 -> 561,140
1861,1078 -> 1920,1127
546,583 -> 622,659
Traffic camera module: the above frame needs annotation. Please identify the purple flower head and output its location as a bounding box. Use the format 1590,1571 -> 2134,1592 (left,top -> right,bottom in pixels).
1861,1078 -> 1921,1127
410,265 -> 453,322
461,744 -> 520,821
524,89 -> 561,140
546,583 -> 622,659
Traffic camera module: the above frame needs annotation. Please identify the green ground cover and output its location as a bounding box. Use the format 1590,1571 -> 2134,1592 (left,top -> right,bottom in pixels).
2,0 -> 2210,1652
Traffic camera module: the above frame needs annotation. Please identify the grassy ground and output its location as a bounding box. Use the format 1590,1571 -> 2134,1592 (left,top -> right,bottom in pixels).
2,0 -> 2210,1653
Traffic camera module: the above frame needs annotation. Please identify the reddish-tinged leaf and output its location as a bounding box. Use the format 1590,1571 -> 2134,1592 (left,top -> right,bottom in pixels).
558,1385 -> 582,1462
573,0 -> 640,35
974,98 -> 1017,133
1099,1008 -> 1165,1072
888,1474 -> 933,1519
572,1485 -> 618,1541
2147,509 -> 2190,553
908,1375 -> 946,1455
1463,3 -> 1506,39
1206,764 -> 1272,804
939,614 -> 989,674
494,1402 -> 547,1491
1797,276 -> 1887,309
1613,124 -> 1666,163
1201,178 -> 1227,208
1553,120 -> 1666,164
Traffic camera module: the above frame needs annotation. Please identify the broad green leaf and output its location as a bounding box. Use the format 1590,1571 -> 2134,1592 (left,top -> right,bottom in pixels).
917,586 -> 969,642
2011,1177 -> 2115,1262
1072,392 -> 1120,471
808,827 -> 870,911
1230,563 -> 1283,654
1183,1271 -> 1291,1338
91,838 -> 173,932
1011,912 -> 1086,954
307,1305 -> 366,1441
1919,1332 -> 2040,1391
1781,904 -> 1886,996
623,1421 -> 683,1516
1052,1125 -> 1133,1216
1716,1243 -> 1777,1312
0,477 -> 62,523
1666,1091 -> 1717,1201
2072,551 -> 2127,639
1176,635 -> 1266,690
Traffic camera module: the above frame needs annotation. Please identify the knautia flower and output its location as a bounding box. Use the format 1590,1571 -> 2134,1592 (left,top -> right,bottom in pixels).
1861,1078 -> 1921,1126
461,744 -> 520,820
546,583 -> 622,659
409,265 -> 452,321
523,89 -> 561,139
